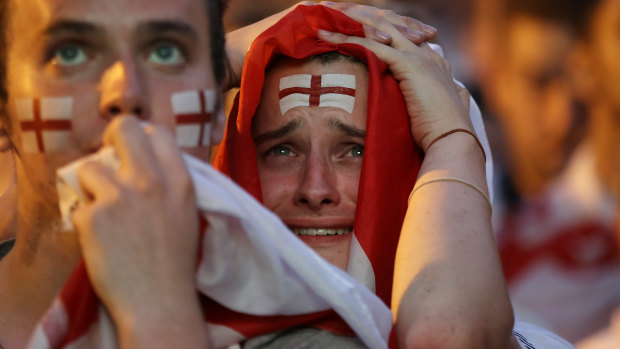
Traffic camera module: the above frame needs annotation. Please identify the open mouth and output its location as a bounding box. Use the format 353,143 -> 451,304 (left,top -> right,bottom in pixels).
291,227 -> 353,236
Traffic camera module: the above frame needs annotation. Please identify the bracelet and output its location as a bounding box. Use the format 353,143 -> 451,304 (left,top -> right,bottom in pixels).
426,128 -> 486,161
408,177 -> 492,210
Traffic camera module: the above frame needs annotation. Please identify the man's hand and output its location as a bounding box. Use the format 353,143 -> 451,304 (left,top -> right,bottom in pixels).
72,116 -> 208,348
224,1 -> 437,89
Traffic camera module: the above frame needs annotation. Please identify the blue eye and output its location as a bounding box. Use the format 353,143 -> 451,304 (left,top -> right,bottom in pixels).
268,145 -> 295,157
349,145 -> 364,158
51,44 -> 87,66
148,43 -> 185,66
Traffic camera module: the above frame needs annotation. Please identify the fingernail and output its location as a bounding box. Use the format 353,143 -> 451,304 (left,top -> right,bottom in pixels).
376,30 -> 391,41
317,29 -> 334,36
422,24 -> 437,34
407,28 -> 425,41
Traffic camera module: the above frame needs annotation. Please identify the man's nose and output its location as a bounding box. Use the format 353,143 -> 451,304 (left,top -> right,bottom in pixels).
99,60 -> 149,120
294,154 -> 341,210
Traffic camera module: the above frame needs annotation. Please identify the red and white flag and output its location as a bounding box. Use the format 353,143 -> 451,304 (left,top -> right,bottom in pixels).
33,148 -> 392,349
16,97 -> 73,153
279,74 -> 356,115
171,89 -> 215,147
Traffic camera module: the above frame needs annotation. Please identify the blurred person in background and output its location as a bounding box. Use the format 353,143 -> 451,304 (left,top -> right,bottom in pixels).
471,0 -> 620,343
567,0 -> 620,345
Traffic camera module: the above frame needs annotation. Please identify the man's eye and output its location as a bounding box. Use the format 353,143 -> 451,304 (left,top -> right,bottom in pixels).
268,145 -> 295,157
349,144 -> 364,158
51,44 -> 87,66
148,43 -> 185,66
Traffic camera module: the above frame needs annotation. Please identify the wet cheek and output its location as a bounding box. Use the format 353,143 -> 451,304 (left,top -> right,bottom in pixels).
340,172 -> 361,203
259,171 -> 296,212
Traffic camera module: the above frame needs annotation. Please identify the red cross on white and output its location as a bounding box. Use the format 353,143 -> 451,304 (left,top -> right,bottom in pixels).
16,97 -> 73,153
171,89 -> 215,147
278,74 -> 356,115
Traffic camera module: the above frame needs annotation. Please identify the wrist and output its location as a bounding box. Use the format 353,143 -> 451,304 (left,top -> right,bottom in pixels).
424,131 -> 486,166
114,291 -> 208,348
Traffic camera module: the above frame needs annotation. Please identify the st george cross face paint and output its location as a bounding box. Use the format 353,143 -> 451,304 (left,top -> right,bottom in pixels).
171,89 -> 216,148
279,74 -> 356,115
16,97 -> 73,153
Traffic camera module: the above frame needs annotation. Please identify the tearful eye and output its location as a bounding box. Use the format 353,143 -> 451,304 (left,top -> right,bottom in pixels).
268,144 -> 295,157
51,44 -> 87,66
148,42 -> 185,66
349,144 -> 364,158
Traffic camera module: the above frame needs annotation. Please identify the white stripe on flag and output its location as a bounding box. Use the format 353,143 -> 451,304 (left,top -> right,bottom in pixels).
41,97 -> 73,119
319,94 -> 355,114
347,233 -> 376,293
279,74 -> 312,90
321,74 -> 356,89
279,93 -> 310,116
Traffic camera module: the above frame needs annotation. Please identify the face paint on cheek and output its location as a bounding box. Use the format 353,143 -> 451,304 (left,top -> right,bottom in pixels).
16,97 -> 73,153
171,89 -> 216,148
279,74 -> 356,115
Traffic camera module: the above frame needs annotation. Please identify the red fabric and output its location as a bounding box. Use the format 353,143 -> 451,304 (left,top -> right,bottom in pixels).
214,2 -> 420,322
500,218 -> 619,282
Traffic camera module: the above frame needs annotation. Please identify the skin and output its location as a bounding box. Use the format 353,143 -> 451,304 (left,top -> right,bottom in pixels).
484,15 -> 579,196
253,59 -> 368,270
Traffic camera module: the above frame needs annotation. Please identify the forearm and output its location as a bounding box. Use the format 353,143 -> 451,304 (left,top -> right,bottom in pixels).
393,133 -> 516,349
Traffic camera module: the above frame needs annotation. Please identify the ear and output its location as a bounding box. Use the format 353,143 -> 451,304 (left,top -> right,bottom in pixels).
567,41 -> 597,104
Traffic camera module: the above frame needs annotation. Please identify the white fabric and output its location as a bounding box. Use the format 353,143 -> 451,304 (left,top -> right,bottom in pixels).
54,149 -> 392,349
513,321 -> 576,349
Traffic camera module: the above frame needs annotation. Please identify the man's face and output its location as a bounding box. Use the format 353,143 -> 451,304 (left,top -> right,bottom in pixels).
6,0 -> 215,168
491,15 -> 578,193
253,58 -> 369,270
